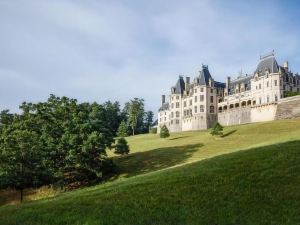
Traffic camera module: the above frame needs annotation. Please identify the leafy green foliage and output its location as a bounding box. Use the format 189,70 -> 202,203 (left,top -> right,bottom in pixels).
160,125 -> 170,138
0,95 -> 117,196
124,98 -> 145,135
114,138 -> 130,155
117,121 -> 127,137
210,122 -> 223,136
284,91 -> 300,97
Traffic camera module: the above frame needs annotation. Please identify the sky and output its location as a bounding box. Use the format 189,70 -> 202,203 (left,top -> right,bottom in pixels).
1,0 -> 300,113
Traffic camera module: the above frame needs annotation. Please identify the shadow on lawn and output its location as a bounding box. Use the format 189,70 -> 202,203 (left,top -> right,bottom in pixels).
221,130 -> 237,138
112,143 -> 203,178
169,136 -> 191,140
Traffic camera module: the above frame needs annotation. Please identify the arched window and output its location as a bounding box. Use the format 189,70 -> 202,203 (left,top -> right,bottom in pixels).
210,106 -> 214,113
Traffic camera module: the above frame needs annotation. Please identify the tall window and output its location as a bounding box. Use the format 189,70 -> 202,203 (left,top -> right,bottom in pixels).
267,95 -> 269,103
194,106 -> 197,113
194,89 -> 197,93
194,96 -> 197,102
200,105 -> 204,112
200,95 -> 204,101
184,101 -> 187,107
176,111 -> 180,117
176,102 -> 180,108
200,88 -> 204,92
210,96 -> 213,103
210,89 -> 213,93
275,95 -> 278,102
210,106 -> 214,113
176,96 -> 179,100
274,80 -> 278,86
267,81 -> 269,87
189,100 -> 192,106
259,84 -> 262,89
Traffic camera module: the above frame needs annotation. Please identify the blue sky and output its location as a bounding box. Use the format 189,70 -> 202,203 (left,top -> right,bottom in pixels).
1,0 -> 300,113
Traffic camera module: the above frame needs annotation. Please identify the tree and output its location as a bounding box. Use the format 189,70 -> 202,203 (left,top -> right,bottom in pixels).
160,125 -> 170,138
210,122 -> 224,136
125,98 -> 144,135
0,128 -> 50,202
117,120 -> 127,137
144,111 -> 154,133
114,138 -> 130,155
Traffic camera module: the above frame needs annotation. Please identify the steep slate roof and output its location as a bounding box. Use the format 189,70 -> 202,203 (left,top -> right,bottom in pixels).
255,54 -> 279,75
159,102 -> 169,111
214,81 -> 226,88
228,75 -> 253,95
199,65 -> 212,85
174,76 -> 185,94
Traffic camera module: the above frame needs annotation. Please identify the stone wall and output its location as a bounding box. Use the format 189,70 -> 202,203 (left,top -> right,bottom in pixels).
275,95 -> 300,120
218,107 -> 251,126
218,95 -> 300,126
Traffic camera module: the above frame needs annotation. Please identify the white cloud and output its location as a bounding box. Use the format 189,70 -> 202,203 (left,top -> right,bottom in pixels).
0,0 -> 300,114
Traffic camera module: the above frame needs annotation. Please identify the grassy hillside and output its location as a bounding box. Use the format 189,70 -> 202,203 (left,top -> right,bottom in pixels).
1,139 -> 300,225
1,119 -> 300,206
112,119 -> 300,178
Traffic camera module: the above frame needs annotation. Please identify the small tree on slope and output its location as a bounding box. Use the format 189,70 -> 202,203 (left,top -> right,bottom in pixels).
115,138 -> 130,155
160,125 -> 170,138
117,120 -> 127,137
210,122 -> 223,136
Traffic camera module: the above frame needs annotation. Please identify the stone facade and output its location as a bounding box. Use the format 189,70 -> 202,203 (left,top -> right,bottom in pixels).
158,53 -> 300,133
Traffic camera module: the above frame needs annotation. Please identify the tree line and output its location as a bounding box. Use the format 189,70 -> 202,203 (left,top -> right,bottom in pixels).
0,95 -> 153,201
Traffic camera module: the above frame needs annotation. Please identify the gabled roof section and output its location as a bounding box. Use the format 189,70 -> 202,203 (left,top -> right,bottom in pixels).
173,76 -> 185,94
199,65 -> 212,85
255,53 -> 279,75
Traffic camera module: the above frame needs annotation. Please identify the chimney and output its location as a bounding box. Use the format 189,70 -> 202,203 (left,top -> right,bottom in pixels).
161,95 -> 166,105
226,76 -> 231,88
284,61 -> 289,70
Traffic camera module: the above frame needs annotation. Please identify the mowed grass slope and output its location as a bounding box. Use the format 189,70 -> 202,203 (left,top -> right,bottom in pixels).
1,139 -> 300,225
112,119 -> 300,177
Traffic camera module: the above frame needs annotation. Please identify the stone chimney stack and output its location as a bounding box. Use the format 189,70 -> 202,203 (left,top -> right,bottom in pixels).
161,95 -> 166,106
226,76 -> 231,95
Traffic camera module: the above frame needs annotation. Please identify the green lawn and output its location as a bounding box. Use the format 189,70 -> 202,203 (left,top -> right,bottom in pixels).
1,119 -> 300,224
112,119 -> 300,178
1,140 -> 300,224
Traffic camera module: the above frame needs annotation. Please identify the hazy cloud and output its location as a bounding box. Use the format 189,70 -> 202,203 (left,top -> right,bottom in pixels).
0,0 -> 300,113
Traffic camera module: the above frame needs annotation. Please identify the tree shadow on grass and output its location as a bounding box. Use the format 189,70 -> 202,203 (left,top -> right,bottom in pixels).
221,130 -> 237,138
169,136 -> 191,140
112,143 -> 203,178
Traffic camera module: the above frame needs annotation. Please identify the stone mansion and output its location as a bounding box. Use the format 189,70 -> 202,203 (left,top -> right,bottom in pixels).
158,53 -> 300,133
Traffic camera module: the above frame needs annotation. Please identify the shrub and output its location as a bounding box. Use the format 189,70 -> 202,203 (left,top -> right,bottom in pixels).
210,122 -> 223,136
160,125 -> 170,138
150,127 -> 157,134
114,138 -> 130,155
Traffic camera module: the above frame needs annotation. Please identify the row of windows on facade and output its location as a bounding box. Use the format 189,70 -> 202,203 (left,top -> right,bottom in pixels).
171,96 -> 214,109
159,105 -> 215,122
171,88 -> 216,101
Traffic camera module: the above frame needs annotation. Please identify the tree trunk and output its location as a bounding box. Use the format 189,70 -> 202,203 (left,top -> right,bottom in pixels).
20,189 -> 23,203
132,126 -> 135,136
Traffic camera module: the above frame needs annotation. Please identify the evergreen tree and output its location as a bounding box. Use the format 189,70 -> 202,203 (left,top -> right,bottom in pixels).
114,138 -> 130,155
210,122 -> 224,136
117,120 -> 127,137
160,125 -> 170,138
